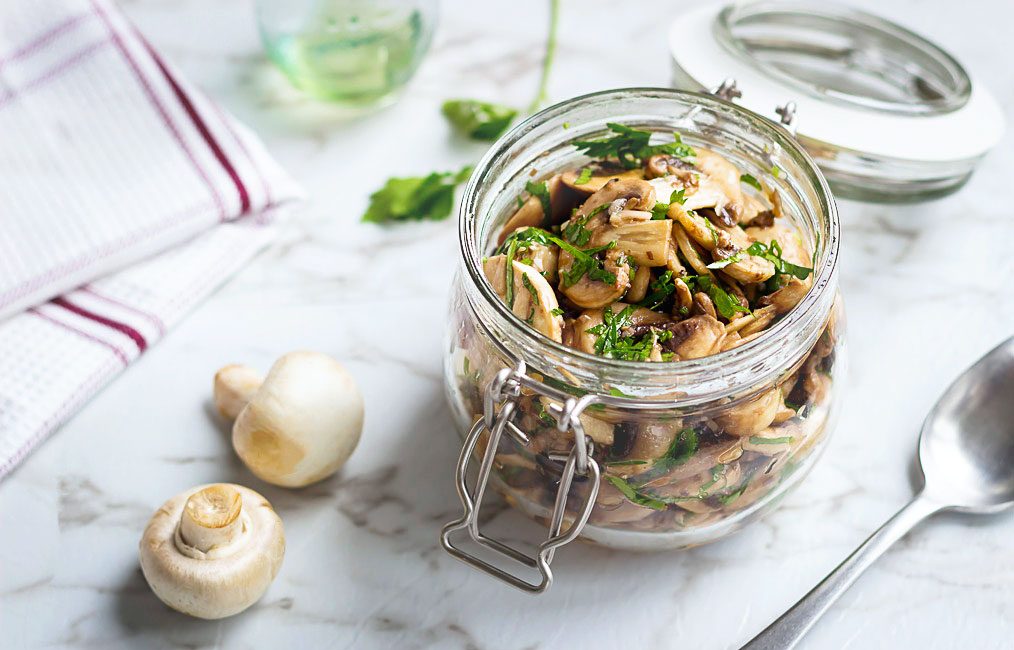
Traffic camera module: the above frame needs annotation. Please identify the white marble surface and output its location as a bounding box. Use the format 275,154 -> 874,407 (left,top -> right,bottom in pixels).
2,0 -> 1013,648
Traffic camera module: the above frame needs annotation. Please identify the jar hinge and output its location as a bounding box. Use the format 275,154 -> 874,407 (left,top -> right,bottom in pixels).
440,361 -> 601,594
712,77 -> 798,135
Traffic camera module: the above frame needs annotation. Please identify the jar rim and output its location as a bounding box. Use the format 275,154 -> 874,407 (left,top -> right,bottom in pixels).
457,87 -> 839,403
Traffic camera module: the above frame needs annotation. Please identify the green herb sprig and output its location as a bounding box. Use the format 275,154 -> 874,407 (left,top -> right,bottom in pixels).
572,123 -> 696,170
361,165 -> 473,223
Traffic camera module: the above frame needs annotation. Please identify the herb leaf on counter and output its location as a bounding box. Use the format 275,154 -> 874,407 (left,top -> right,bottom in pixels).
361,165 -> 473,223
442,100 -> 519,141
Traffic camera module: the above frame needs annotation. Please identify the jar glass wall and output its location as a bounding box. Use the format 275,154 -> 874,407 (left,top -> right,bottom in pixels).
444,89 -> 844,551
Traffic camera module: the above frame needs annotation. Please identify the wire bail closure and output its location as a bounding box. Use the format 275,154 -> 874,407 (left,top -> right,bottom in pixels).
440,362 -> 601,594
712,77 -> 798,135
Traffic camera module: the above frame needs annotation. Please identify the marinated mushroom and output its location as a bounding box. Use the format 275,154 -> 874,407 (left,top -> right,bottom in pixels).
139,483 -> 285,619
484,255 -> 564,340
217,351 -> 365,488
468,123 -> 835,530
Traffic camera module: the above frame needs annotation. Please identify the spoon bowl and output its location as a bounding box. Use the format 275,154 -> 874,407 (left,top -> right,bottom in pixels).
919,337 -> 1014,513
743,336 -> 1014,649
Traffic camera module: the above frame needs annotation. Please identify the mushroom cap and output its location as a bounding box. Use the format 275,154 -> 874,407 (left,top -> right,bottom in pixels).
232,351 -> 364,488
138,483 -> 285,619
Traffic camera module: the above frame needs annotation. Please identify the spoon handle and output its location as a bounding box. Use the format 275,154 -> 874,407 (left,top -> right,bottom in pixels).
741,493 -> 942,650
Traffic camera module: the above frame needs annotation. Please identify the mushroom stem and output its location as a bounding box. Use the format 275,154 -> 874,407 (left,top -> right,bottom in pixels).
214,365 -> 264,420
178,484 -> 244,554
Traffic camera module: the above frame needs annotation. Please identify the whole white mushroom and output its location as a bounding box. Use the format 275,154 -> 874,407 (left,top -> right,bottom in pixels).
213,351 -> 364,488
139,483 -> 285,619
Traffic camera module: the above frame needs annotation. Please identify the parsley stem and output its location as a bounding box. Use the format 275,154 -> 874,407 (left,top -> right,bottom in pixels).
527,0 -> 560,114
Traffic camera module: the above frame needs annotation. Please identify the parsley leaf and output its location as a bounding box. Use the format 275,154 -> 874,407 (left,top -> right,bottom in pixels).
685,275 -> 749,319
746,240 -> 813,280
651,202 -> 670,220
740,173 -> 762,191
655,428 -> 699,472
586,305 -> 661,361
362,165 -> 473,223
498,226 -> 616,288
562,213 -> 593,245
525,180 -> 552,221
441,99 -> 518,141
572,123 -> 696,169
574,167 -> 593,185
605,476 -> 669,510
639,270 -> 676,310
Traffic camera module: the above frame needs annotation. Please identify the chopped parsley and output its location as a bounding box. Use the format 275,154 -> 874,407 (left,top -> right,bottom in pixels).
748,435 -> 794,445
747,240 -> 813,280
573,167 -> 593,185
550,307 -> 565,316
655,428 -> 699,472
639,270 -> 676,310
740,173 -> 762,191
562,214 -> 593,245
362,165 -> 473,223
684,275 -> 749,319
498,226 -> 616,288
706,252 -> 742,270
605,459 -> 648,466
558,240 -> 617,287
605,476 -> 669,510
525,180 -> 552,221
651,202 -> 670,220
441,100 -> 518,141
572,123 -> 696,169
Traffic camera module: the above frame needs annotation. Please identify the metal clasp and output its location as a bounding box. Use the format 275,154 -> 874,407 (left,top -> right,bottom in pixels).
711,78 -> 798,135
440,362 -> 601,594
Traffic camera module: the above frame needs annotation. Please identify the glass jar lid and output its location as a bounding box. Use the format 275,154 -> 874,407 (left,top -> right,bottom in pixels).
668,1 -> 1005,202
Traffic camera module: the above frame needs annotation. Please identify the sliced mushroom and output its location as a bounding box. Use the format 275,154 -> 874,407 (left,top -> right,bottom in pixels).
483,255 -> 564,341
576,178 -> 656,217
497,174 -> 580,245
590,219 -> 671,267
627,422 -> 680,460
759,276 -> 809,314
681,149 -> 745,219
716,387 -> 782,437
643,153 -> 695,180
721,252 -> 776,285
738,305 -> 777,337
571,309 -> 604,355
661,315 -> 725,359
691,292 -> 717,319
558,247 -> 631,309
627,265 -> 651,303
672,277 -> 693,315
512,233 -> 559,283
670,203 -> 727,252
744,222 -> 812,269
609,209 -> 653,226
561,166 -> 643,194
671,221 -> 714,277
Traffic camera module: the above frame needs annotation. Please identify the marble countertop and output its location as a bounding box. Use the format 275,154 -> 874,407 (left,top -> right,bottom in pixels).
1,0 -> 1012,648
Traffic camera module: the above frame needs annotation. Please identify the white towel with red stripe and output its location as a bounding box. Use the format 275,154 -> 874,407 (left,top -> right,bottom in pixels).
0,0 -> 303,478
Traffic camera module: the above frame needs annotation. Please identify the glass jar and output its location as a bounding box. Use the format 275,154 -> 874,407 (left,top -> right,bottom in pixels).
442,88 -> 844,592
256,0 -> 438,107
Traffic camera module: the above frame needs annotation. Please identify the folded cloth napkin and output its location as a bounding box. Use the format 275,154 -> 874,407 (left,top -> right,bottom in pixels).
0,0 -> 302,479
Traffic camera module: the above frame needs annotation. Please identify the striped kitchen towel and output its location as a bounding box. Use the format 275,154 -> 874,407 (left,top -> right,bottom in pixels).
0,0 -> 303,479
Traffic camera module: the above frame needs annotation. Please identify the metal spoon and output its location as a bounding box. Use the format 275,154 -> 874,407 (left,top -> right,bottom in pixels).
742,336 -> 1014,650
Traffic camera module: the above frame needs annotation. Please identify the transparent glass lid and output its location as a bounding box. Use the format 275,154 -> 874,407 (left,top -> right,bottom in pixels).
715,1 -> 970,116
668,1 -> 1005,202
